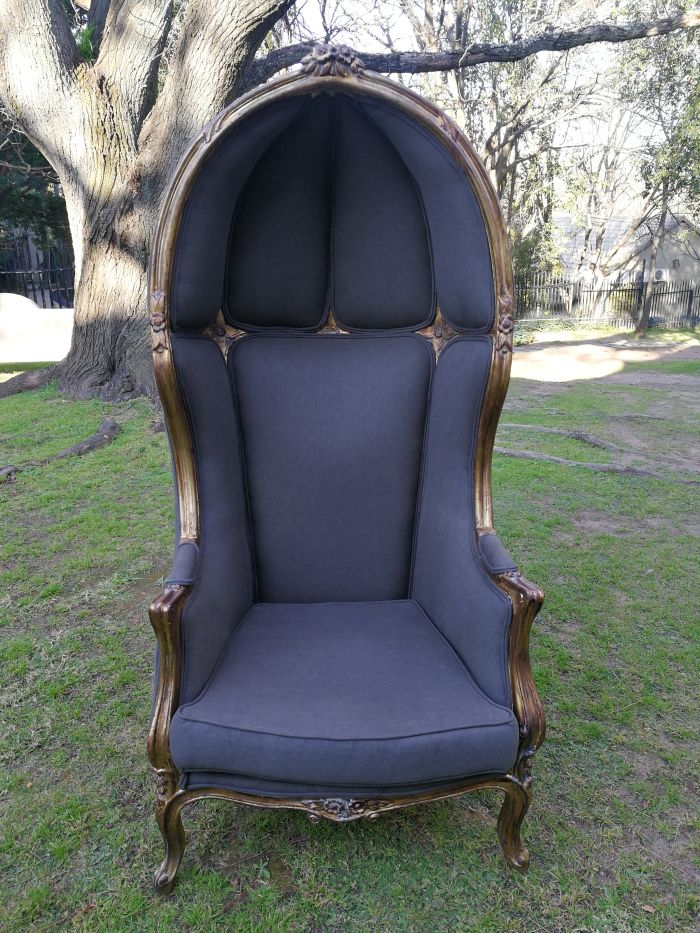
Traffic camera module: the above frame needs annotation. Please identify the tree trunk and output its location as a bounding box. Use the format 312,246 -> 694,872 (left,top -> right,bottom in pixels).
58,225 -> 153,398
55,87 -> 157,398
636,181 -> 669,336
0,0 -> 294,400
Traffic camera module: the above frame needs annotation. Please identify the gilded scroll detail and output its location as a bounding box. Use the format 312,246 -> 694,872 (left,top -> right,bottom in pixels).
301,798 -> 392,822
301,44 -> 364,78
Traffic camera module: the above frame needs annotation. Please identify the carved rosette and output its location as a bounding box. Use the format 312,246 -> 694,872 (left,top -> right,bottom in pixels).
150,290 -> 168,354
418,307 -> 457,356
301,798 -> 392,822
203,311 -> 245,357
301,44 -> 364,78
496,291 -> 515,356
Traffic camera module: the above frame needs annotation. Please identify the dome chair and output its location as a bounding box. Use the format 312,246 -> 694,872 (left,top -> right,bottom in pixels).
147,44 -> 545,894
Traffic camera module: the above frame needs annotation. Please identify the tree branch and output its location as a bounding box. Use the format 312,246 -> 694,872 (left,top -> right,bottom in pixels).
245,9 -> 700,88
0,0 -> 79,159
96,0 -> 174,136
0,418 -> 121,482
138,0 -> 293,193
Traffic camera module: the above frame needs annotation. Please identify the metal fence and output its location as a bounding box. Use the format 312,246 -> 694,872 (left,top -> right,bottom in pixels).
0,242 -> 697,329
0,238 -> 74,308
513,272 -> 698,329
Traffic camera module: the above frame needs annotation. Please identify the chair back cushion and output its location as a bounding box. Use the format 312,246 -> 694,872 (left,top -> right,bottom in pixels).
229,333 -> 433,602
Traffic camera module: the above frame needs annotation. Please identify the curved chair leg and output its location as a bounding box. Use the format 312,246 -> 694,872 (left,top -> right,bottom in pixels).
154,795 -> 187,894
497,781 -> 531,873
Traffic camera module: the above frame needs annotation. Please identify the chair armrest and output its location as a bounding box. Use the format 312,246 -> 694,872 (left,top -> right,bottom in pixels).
492,566 -> 546,781
477,529 -> 546,779
147,582 -> 190,804
165,541 -> 199,585
478,532 -> 517,573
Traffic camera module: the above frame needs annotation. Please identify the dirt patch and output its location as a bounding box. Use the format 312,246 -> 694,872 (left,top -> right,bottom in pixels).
627,826 -> 700,885
538,617 -> 581,645
512,335 -> 700,385
664,344 -> 700,361
571,508 -> 700,537
602,371 -> 700,393
117,566 -> 170,621
571,509 -> 634,536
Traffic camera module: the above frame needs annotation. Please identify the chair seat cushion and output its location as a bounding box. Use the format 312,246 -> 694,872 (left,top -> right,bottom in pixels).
170,600 -> 518,787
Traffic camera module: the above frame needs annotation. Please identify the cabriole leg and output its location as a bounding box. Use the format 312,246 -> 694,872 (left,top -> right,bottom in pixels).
154,793 -> 186,894
497,781 -> 531,873
152,771 -> 187,895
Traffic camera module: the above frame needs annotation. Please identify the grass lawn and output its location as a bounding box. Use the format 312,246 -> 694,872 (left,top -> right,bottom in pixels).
0,351 -> 698,931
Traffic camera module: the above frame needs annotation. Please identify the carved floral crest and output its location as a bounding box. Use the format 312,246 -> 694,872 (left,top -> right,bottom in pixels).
301,44 -> 364,78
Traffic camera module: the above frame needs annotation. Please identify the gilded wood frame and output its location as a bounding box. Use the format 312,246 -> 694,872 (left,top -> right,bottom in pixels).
147,45 -> 545,894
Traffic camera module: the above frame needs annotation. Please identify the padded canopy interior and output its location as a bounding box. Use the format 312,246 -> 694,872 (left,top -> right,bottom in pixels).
171,90 -> 494,333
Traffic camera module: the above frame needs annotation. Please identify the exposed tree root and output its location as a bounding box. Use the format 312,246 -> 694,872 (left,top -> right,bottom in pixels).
493,446 -> 699,484
606,413 -> 667,422
0,419 -> 121,482
501,423 -> 625,453
495,445 -> 656,476
0,367 -> 55,399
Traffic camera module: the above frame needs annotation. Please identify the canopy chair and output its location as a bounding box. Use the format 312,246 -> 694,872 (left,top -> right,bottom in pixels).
147,44 -> 545,894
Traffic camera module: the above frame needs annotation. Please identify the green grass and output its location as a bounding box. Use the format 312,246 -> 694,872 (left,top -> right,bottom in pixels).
0,367 -> 698,931
624,359 -> 700,376
0,362 -> 53,373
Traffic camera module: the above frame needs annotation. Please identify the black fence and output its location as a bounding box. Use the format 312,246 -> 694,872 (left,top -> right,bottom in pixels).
513,273 -> 698,329
0,237 -> 74,308
0,242 -> 697,329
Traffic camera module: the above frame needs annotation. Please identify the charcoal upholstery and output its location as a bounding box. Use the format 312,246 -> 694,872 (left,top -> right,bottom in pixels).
411,338 -> 512,706
180,771 -> 492,798
164,83 -> 518,793
331,99 -> 434,330
171,100 -> 305,331
229,334 -> 432,602
171,335 -> 255,702
170,601 -> 518,786
479,533 -> 518,574
170,93 -> 493,333
226,98 -> 334,330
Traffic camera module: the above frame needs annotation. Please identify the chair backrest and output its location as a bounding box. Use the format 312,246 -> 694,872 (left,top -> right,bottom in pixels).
150,57 -> 515,701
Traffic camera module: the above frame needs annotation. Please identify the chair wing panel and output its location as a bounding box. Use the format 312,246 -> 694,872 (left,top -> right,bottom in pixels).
226,97 -> 334,329
332,99 -> 434,330
171,334 -> 256,702
411,336 -> 512,707
358,100 -> 494,333
171,99 -> 305,331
